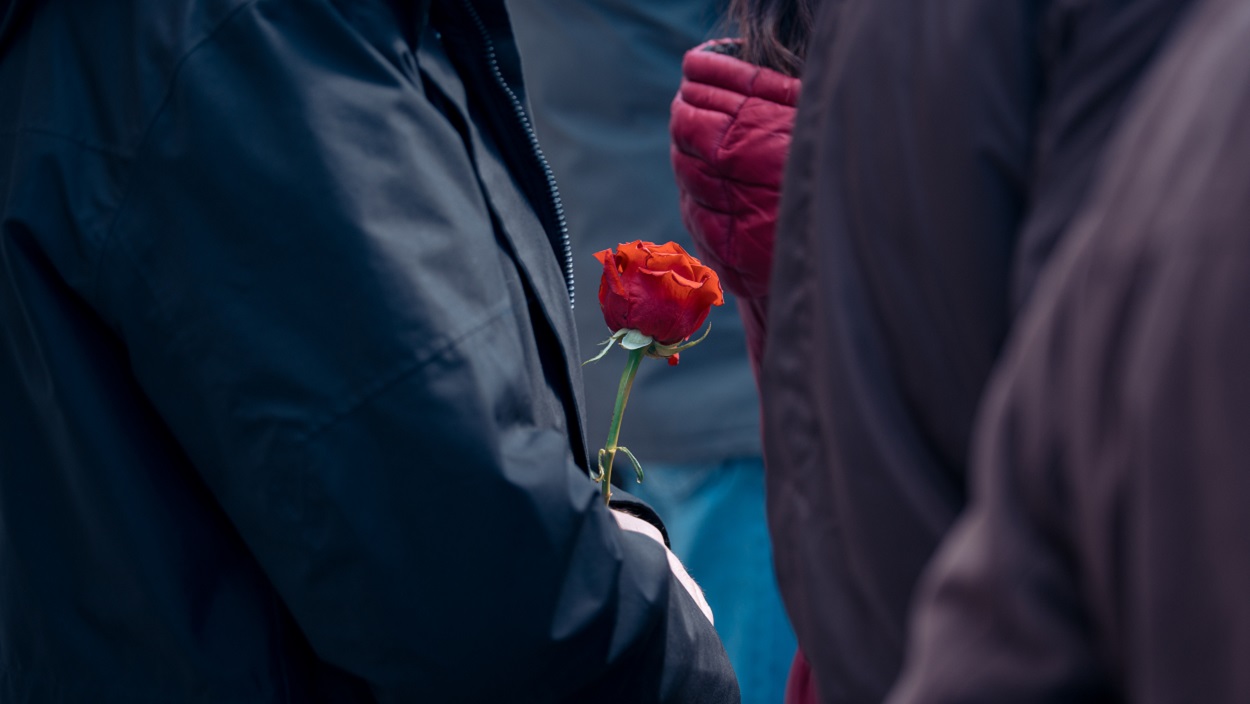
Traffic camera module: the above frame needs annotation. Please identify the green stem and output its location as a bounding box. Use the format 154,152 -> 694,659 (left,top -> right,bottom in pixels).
601,348 -> 644,503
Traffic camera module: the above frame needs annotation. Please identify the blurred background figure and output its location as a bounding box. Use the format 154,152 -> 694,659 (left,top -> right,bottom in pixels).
509,3 -> 796,702
762,0 -> 1194,700
888,0 -> 1250,698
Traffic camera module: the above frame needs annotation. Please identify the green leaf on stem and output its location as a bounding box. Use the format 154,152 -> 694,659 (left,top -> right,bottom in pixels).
592,448 -> 608,482
650,322 -> 713,358
617,446 -> 644,483
620,330 -> 654,350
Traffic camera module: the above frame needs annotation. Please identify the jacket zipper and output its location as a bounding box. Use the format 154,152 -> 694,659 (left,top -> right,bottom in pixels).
461,0 -> 576,307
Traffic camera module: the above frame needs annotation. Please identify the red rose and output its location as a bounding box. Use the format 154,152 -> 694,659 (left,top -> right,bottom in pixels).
593,240 -> 724,345
586,241 -> 725,501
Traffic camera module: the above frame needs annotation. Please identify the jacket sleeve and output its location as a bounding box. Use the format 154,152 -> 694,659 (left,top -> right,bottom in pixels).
668,51 -> 795,304
89,5 -> 735,702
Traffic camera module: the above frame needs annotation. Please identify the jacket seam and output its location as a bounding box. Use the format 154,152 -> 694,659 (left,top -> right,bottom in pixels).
0,127 -> 132,159
682,193 -> 748,217
89,0 -> 262,302
106,214 -> 514,450
295,301 -> 514,446
673,142 -> 784,189
104,205 -> 515,470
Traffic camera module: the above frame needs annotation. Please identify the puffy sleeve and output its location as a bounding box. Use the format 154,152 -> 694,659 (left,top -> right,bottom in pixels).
669,44 -> 797,303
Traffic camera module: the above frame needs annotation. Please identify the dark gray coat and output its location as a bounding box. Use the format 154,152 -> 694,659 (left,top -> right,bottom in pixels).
891,0 -> 1250,698
762,0 -> 1193,700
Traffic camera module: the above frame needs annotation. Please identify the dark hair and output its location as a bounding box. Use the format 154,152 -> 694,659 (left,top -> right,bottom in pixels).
726,0 -> 818,77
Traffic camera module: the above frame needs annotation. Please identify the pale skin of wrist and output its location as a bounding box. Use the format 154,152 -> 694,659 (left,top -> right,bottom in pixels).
610,509 -> 714,625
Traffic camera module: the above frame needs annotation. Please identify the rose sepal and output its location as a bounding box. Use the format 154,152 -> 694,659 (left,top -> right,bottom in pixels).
591,445 -> 645,485
583,323 -> 713,367
619,330 -> 654,350
645,323 -> 712,362
583,328 -> 630,366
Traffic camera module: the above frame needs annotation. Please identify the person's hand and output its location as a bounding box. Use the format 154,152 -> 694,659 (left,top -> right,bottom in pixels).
611,509 -> 714,625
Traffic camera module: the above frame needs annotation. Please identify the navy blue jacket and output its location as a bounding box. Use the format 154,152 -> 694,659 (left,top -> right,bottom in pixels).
0,0 -> 738,701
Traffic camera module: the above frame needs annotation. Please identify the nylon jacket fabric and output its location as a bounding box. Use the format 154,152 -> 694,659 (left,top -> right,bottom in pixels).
0,0 -> 738,701
890,0 -> 1250,698
670,40 -> 799,378
762,0 -> 1193,700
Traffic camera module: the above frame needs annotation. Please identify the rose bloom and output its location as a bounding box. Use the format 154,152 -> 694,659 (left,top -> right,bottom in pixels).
593,240 -> 724,345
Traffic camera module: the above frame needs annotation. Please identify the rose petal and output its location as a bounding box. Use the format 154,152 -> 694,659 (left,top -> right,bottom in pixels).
592,240 -> 724,344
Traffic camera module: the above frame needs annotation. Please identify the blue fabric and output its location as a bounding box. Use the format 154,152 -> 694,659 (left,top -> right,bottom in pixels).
630,458 -> 796,704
